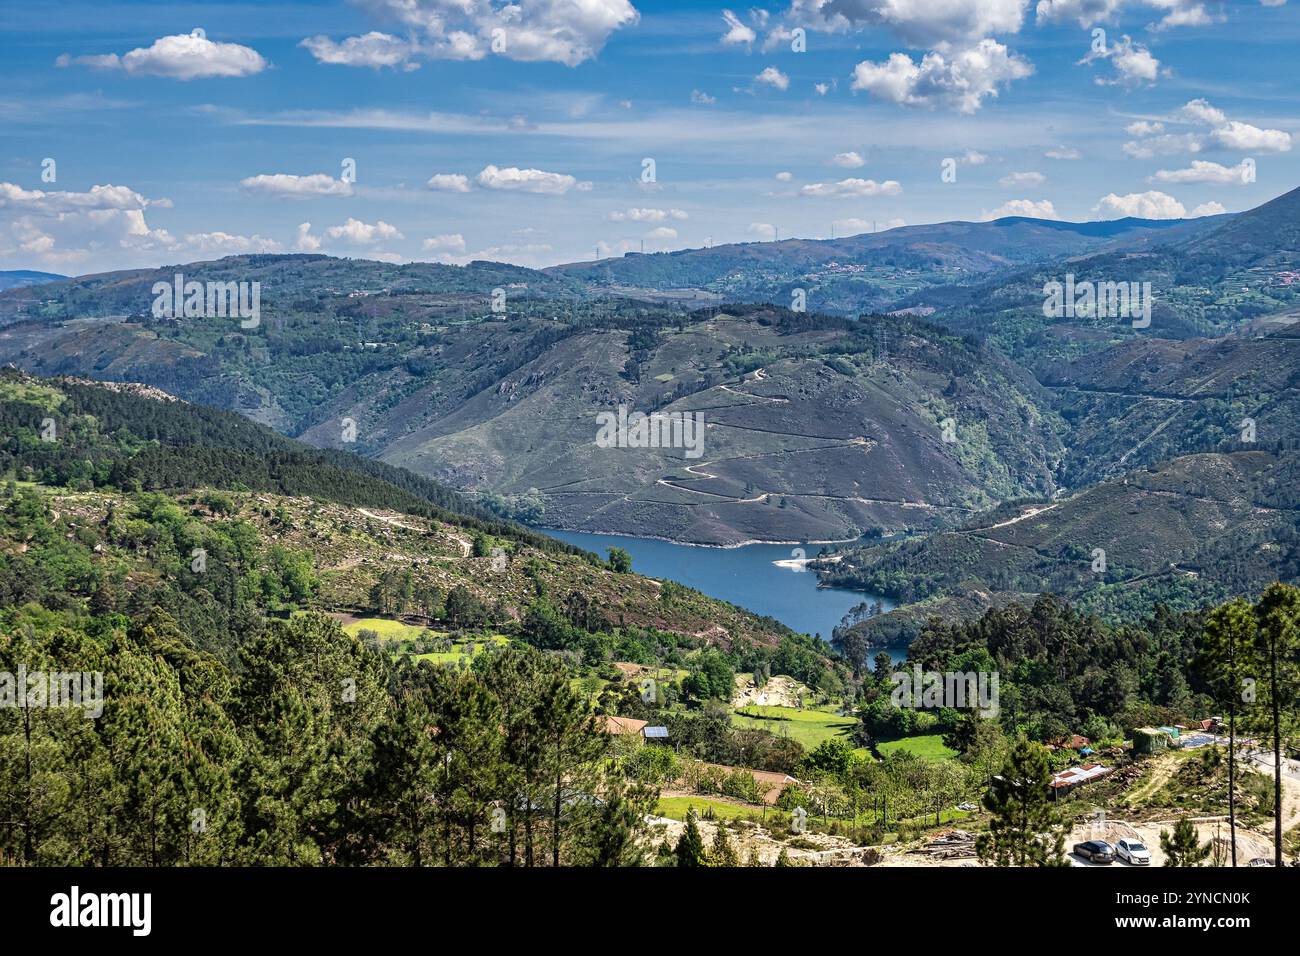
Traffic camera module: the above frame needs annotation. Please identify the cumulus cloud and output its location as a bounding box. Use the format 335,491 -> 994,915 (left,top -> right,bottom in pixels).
982,198 -> 1060,219
1150,160 -> 1255,184
607,208 -> 688,222
1036,0 -> 1221,30
850,40 -> 1033,114
789,0 -> 1029,46
1080,34 -> 1161,85
774,171 -> 794,181
831,151 -> 866,168
295,222 -> 321,251
476,164 -> 589,194
0,181 -> 278,270
748,222 -> 777,239
961,149 -> 990,164
57,30 -> 267,79
323,218 -> 404,244
1212,120 -> 1291,152
1123,98 -> 1291,157
690,89 -> 716,104
422,233 -> 467,253
1191,201 -> 1228,216
755,66 -> 790,90
645,226 -> 678,239
302,0 -> 639,68
239,173 -> 353,198
1093,190 -> 1186,219
799,178 -> 902,197
1045,146 -> 1082,159
426,173 -> 473,192
299,32 -> 421,70
833,216 -> 905,233
1000,171 -> 1046,187
721,9 -> 757,45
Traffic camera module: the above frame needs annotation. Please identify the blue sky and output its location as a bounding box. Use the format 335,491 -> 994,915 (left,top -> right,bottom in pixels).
2,0 -> 1298,275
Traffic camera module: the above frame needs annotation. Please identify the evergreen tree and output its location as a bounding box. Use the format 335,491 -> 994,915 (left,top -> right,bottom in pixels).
976,739 -> 1067,867
1160,817 -> 1212,867
675,811 -> 706,867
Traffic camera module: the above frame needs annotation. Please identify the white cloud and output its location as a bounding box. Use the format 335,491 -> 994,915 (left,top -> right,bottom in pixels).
1045,146 -> 1082,159
748,222 -> 776,239
0,182 -> 280,270
645,226 -> 678,239
814,82 -> 831,95
961,149 -> 990,164
774,171 -> 794,181
831,151 -> 866,167
426,173 -> 472,192
295,222 -> 320,251
1150,160 -> 1255,185
608,208 -> 688,222
1035,0 -> 1222,31
690,89 -> 716,104
181,231 -> 283,255
999,171 -> 1046,187
982,198 -> 1060,219
422,233 -> 467,253
721,10 -> 757,45
309,0 -> 639,68
1034,0 -> 1125,26
850,40 -> 1033,114
1122,133 -> 1203,159
790,0 -> 1029,46
476,165 -> 588,194
57,31 -> 267,80
1123,98 -> 1291,158
799,178 -> 902,197
755,66 -> 790,90
1191,201 -> 1227,216
323,218 -> 404,244
1211,120 -> 1291,152
1180,98 -> 1227,125
239,173 -> 353,198
1093,190 -> 1186,219
832,216 -> 903,233
1125,120 -> 1164,136
300,32 -> 420,70
1080,34 -> 1161,85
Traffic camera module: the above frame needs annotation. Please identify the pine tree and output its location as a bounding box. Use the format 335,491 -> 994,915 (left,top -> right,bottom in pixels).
709,824 -> 739,867
1161,817 -> 1212,867
675,811 -> 706,867
774,847 -> 793,867
1253,583 -> 1300,868
976,739 -> 1067,867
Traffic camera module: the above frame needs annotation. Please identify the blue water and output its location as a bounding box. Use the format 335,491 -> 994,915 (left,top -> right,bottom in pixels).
539,529 -> 893,645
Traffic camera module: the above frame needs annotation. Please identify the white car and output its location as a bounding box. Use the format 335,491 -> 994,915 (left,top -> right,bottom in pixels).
1116,839 -> 1151,865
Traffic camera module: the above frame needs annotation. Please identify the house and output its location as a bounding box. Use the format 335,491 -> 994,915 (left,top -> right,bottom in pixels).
602,715 -> 648,737
1133,727 -> 1172,754
1050,763 -> 1112,795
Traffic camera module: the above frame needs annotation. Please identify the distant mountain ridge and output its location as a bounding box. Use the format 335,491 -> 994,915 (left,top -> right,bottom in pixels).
0,269 -> 65,291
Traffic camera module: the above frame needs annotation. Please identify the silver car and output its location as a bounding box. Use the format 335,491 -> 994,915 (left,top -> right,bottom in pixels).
1116,839 -> 1151,865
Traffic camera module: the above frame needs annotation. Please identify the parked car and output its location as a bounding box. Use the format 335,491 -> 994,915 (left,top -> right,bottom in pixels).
1072,840 -> 1115,864
1248,857 -> 1274,867
957,803 -> 978,812
1115,839 -> 1151,865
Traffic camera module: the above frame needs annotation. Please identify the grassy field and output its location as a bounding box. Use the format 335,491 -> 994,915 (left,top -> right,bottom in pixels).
655,796 -> 768,823
876,734 -> 957,760
340,617 -> 428,641
731,704 -> 863,754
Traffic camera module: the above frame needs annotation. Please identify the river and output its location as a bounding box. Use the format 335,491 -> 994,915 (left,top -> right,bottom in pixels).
539,529 -> 894,647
